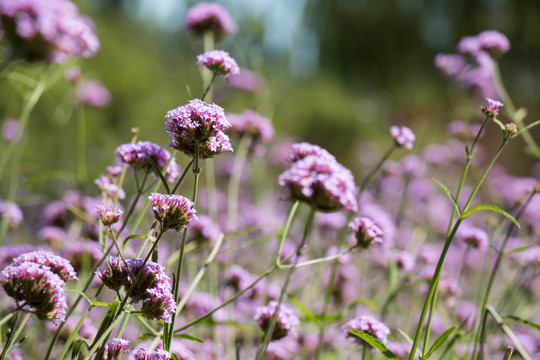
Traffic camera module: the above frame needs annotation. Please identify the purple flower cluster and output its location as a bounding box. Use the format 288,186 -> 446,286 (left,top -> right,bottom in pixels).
149,193 -> 197,232
285,142 -> 336,164
227,110 -> 274,143
457,226 -> 489,252
187,215 -> 221,244
2,118 -> 20,142
458,30 -> 510,56
115,141 -> 180,183
197,50 -> 239,78
132,348 -> 172,360
0,251 -> 76,323
96,203 -> 123,226
76,80 -> 112,108
185,2 -> 237,40
254,301 -> 300,341
279,143 -> 357,212
0,0 -> 99,63
95,175 -> 126,200
164,99 -> 233,159
348,217 -> 384,248
342,315 -> 390,345
389,126 -> 415,150
96,338 -> 130,360
0,199 -> 23,227
96,257 -> 176,322
481,98 -> 504,118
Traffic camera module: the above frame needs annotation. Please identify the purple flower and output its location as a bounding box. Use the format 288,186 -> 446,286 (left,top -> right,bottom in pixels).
133,348 -> 172,360
477,30 -> 510,55
125,259 -> 173,303
185,2 -> 237,40
164,99 -> 233,159
0,200 -> 23,227
186,215 -> 220,244
446,120 -> 482,141
481,98 -> 503,118
434,54 -> 466,77
76,80 -> 111,107
458,36 -> 482,57
12,251 -> 77,281
64,66 -> 81,84
224,264 -> 254,292
254,301 -> 300,341
343,315 -> 390,345
141,286 -> 176,323
115,141 -> 180,183
348,217 -> 383,248
95,175 -> 126,200
60,240 -> 103,273
0,0 -> 99,63
389,126 -> 415,150
278,154 -> 358,212
96,338 -> 130,360
197,50 -> 239,78
149,193 -> 197,232
96,203 -> 123,226
95,256 -> 128,292
227,68 -> 262,92
2,118 -> 20,142
0,262 -> 68,323
227,110 -> 274,143
285,142 -> 336,164
458,227 -> 489,252
0,244 -> 36,269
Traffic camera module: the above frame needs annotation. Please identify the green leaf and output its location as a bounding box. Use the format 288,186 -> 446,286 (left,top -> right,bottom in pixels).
92,300 -> 120,348
505,315 -> 540,332
347,330 -> 398,359
431,178 -> 460,216
460,204 -> 520,229
173,333 -> 206,343
143,151 -> 171,194
397,329 -> 423,357
91,301 -> 112,307
71,338 -> 90,359
424,325 -> 457,359
504,245 -> 534,255
171,354 -> 181,360
288,296 -> 319,324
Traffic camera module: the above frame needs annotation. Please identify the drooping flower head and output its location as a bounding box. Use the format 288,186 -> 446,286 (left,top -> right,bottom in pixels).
96,203 -> 123,226
149,193 -> 197,232
0,0 -> 99,63
76,80 -> 111,107
254,301 -> 300,341
278,153 -> 358,212
197,50 -> 239,78
481,98 -> 503,118
115,141 -> 180,182
96,338 -> 130,360
285,142 -> 336,164
164,99 -> 233,159
389,126 -> 415,150
348,217 -> 383,248
343,315 -> 390,346
185,2 -> 237,40
12,251 -> 77,281
227,110 -> 274,144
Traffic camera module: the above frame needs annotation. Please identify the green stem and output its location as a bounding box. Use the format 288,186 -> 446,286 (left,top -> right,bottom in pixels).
359,143 -> 396,192
0,312 -> 30,360
275,201 -> 300,267
227,134 -> 253,232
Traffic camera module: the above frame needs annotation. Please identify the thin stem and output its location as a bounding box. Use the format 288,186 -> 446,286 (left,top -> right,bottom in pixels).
275,201 -> 300,267
171,158 -> 194,194
0,312 -> 30,360
359,143 -> 396,192
118,170 -> 149,234
227,134 -> 253,232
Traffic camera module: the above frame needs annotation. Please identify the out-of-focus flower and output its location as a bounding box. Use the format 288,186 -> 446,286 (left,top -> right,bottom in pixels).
476,30 -> 510,55
0,200 -> 23,227
457,227 -> 489,252
348,217 -> 383,248
254,301 -> 300,341
64,66 -> 81,84
164,99 -> 233,159
2,118 -> 20,142
197,50 -> 239,78
149,193 -> 197,232
12,250 -> 77,281
185,2 -> 237,40
0,0 -> 99,63
342,315 -> 390,345
285,142 -> 336,164
96,338 -> 130,360
0,244 -> 36,269
96,203 -> 123,226
389,126 -> 415,150
95,175 -> 126,200
447,120 -> 482,141
227,110 -> 274,144
481,98 -> 503,118
186,215 -> 220,244
227,68 -> 262,92
115,141 -> 180,183
60,240 -> 103,273
76,80 -> 111,107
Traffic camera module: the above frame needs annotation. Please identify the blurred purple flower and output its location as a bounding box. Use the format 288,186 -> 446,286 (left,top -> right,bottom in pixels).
285,142 -> 336,164
0,200 -> 23,227
227,110 -> 274,145
2,118 -> 20,142
227,68 -> 262,92
185,2 -> 237,40
457,226 -> 489,252
389,125 -> 415,150
348,217 -> 383,248
447,120 -> 482,141
76,80 -> 111,107
64,66 -> 81,84
187,215 -> 220,245
477,30 -> 511,55
342,315 -> 390,345
197,50 -> 239,78
254,301 -> 300,341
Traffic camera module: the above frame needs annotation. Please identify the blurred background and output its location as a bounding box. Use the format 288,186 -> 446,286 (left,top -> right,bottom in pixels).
2,0 -> 540,196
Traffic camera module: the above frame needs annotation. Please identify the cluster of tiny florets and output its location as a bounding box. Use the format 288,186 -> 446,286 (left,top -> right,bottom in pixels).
185,2 -> 237,40
132,348 -> 172,360
389,126 -> 415,150
227,110 -> 274,143
481,98 -> 504,118
96,203 -> 123,226
96,338 -> 130,360
149,193 -> 197,232
254,301 -> 300,341
0,199 -> 23,227
343,315 -> 390,345
197,50 -> 239,78
348,217 -> 384,248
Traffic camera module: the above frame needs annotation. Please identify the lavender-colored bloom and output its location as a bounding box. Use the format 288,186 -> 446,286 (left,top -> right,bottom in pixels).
95,175 -> 126,200
0,0 -> 99,63
125,259 -> 172,303
149,193 -> 197,232
185,2 -> 237,40
458,36 -> 482,57
12,251 -> 77,281
64,66 -> 81,83
458,227 -> 489,252
141,286 -> 176,323
95,256 -> 128,291
254,301 -> 300,341
4,348 -> 23,360
389,125 -> 415,150
197,50 -> 239,78
60,240 -> 103,273
224,264 -> 254,292
76,80 -> 111,107
477,30 -> 510,55
38,226 -> 66,245
133,348 -> 172,360
447,120 -> 482,140
115,141 -> 180,182
164,99 -> 233,159
0,244 -> 36,269
342,315 -> 390,345
96,203 -> 123,226
278,154 -> 358,212
394,250 -> 415,272
227,110 -> 274,143
96,338 -> 130,360
187,215 -> 220,244
227,68 -> 262,92
0,200 -> 23,227
434,53 -> 466,77
0,262 -> 68,323
285,142 -> 336,164
2,118 -> 20,141
348,217 -> 383,248
481,98 -> 503,117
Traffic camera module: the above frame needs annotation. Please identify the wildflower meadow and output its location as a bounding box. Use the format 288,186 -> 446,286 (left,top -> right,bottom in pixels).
0,1 -> 540,359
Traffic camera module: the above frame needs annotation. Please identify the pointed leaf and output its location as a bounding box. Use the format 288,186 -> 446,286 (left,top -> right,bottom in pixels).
424,325 -> 457,358
288,296 -> 319,324
431,178 -> 460,216
460,204 -> 520,228
171,354 -> 181,360
71,338 -> 89,359
505,315 -> 540,332
347,330 -> 398,359
504,245 -> 534,255
143,151 -> 171,194
92,300 -> 120,348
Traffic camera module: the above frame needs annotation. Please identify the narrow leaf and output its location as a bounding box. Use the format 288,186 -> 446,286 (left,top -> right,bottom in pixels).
171,354 -> 181,360
424,325 -> 457,358
460,204 -> 520,229
173,334 -> 206,343
504,245 -> 534,255
347,330 -> 398,360
397,328 -> 423,357
71,338 -> 89,359
92,300 -> 120,348
143,151 -> 171,194
288,296 -> 319,324
431,178 -> 460,216
503,346 -> 515,360
505,315 -> 540,332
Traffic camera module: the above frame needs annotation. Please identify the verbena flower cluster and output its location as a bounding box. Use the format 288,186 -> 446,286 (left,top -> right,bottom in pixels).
389,125 -> 415,150
185,2 -> 237,40
342,315 -> 390,345
96,338 -> 130,360
254,301 -> 300,341
348,216 -> 384,248
96,203 -> 123,226
149,193 -> 197,232
76,80 -> 112,108
197,50 -> 239,78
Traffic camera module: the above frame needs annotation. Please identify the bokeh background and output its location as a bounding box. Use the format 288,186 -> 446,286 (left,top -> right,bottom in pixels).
2,0 -> 540,196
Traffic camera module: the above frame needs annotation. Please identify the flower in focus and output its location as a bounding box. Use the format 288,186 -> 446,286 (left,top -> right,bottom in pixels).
481,98 -> 503,118
141,286 -> 176,323
115,141 -> 180,183
164,99 -> 233,159
254,301 -> 300,341
0,199 -> 23,227
0,0 -> 99,63
389,126 -> 415,150
149,193 -> 197,232
185,2 -> 237,40
348,217 -> 383,248
95,256 -> 128,291
197,50 -> 239,78
343,315 -> 390,346
285,142 -> 336,164
96,203 -> 123,226
133,348 -> 172,360
76,80 -> 111,107
11,250 -> 77,281
96,338 -> 130,360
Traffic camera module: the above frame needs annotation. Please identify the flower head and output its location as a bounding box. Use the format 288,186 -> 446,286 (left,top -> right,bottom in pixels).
185,2 -> 237,40
0,0 -> 99,63
254,301 -> 300,341
149,193 -> 197,232
95,256 -> 128,292
133,348 -> 172,360
64,66 -> 81,84
141,286 -> 176,323
76,80 -> 111,107
187,215 -> 221,244
12,251 -> 77,281
389,126 -> 415,150
343,315 -> 390,345
164,99 -> 233,159
115,141 -> 180,182
285,142 -> 336,164
481,98 -> 503,118
0,200 -> 23,227
477,30 -> 510,55
96,338 -> 130,360
96,203 -> 123,226
197,50 -> 239,78
227,110 -> 274,143
458,227 -> 489,252
348,217 -> 383,248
